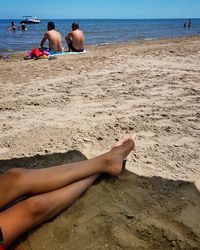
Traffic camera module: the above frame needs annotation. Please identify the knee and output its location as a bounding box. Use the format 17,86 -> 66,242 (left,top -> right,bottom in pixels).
4,168 -> 26,180
25,196 -> 51,220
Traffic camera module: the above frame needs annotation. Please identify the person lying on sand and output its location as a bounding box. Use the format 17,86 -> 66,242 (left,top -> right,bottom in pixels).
65,23 -> 85,52
39,22 -> 62,53
0,135 -> 135,249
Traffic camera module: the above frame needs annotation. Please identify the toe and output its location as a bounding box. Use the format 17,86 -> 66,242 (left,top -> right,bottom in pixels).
114,134 -> 136,148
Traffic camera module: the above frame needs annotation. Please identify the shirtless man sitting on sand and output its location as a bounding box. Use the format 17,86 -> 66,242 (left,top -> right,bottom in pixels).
65,23 -> 85,52
39,22 -> 62,53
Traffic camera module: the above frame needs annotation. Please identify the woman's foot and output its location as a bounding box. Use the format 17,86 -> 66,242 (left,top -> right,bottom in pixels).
105,135 -> 136,176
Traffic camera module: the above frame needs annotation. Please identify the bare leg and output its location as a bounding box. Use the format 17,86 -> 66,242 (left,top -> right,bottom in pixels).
0,136 -> 135,209
0,174 -> 99,247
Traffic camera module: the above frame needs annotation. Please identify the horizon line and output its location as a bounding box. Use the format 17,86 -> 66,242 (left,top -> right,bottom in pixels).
0,17 -> 200,20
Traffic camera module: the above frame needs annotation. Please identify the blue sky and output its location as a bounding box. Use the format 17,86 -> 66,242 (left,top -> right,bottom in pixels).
1,0 -> 200,19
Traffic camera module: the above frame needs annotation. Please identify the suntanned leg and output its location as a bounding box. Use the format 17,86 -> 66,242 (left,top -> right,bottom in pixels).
0,135 -> 135,209
0,175 -> 99,248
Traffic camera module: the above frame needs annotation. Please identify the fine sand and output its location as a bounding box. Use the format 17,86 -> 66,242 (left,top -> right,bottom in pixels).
0,36 -> 200,249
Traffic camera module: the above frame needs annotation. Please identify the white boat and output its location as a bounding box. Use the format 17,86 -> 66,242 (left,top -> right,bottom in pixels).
21,16 -> 41,24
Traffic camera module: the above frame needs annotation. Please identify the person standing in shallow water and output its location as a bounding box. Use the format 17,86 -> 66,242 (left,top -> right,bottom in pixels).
65,23 -> 85,52
18,22 -> 27,31
39,21 -> 62,53
9,21 -> 16,31
0,135 -> 136,249
188,20 -> 192,28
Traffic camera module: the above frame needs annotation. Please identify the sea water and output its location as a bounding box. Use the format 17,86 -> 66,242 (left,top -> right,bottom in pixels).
0,19 -> 200,54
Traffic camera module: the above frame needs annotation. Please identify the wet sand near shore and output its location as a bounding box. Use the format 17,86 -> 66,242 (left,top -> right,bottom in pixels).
0,36 -> 200,249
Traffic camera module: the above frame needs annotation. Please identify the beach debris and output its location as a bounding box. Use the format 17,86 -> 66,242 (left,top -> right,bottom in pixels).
48,55 -> 57,60
0,55 -> 10,60
23,56 -> 32,60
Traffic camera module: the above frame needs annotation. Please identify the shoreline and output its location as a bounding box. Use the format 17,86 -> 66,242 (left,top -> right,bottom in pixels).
1,34 -> 200,57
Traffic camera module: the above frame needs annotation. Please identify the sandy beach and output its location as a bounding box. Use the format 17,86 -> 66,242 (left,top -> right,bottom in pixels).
0,36 -> 200,249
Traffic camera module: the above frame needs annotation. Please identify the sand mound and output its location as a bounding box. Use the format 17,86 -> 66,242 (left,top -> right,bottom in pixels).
2,151 -> 199,250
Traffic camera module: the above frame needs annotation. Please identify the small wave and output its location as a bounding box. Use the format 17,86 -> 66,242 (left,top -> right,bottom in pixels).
95,42 -> 110,47
144,37 -> 156,41
0,49 -> 28,55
